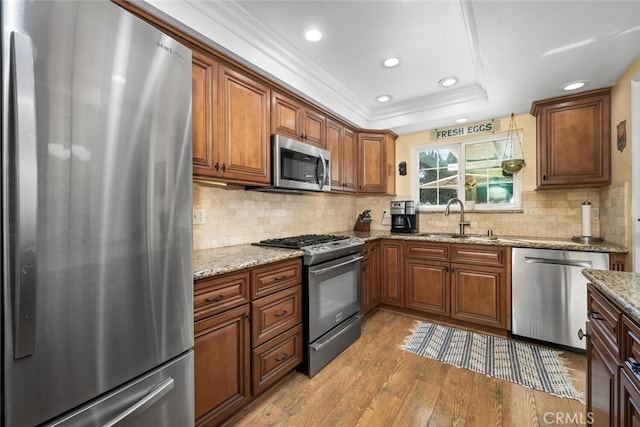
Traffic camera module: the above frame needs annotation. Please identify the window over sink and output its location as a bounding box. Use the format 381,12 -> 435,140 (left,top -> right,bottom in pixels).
412,132 -> 523,211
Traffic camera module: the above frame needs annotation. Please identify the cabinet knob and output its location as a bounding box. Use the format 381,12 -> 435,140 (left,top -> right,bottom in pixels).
214,162 -> 220,171
543,174 -> 547,181
221,163 -> 226,172
577,328 -> 587,340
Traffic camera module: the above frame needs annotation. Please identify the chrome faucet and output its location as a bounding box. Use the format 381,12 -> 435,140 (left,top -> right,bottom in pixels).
444,198 -> 470,235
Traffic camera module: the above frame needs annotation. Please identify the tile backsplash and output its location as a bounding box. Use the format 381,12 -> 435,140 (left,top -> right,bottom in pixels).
193,182 -> 628,251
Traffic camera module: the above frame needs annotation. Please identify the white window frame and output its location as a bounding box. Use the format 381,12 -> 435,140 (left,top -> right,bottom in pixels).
412,132 -> 523,211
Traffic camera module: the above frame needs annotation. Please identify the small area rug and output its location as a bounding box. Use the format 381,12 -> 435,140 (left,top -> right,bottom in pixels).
400,321 -> 583,402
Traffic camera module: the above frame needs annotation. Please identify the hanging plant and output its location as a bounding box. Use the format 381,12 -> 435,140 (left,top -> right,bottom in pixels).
501,113 -> 526,173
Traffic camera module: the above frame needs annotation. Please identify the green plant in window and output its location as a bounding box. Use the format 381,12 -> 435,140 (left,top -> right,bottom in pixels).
465,179 -> 477,201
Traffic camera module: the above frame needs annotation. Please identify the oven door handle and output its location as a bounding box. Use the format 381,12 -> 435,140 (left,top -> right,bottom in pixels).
310,314 -> 362,352
309,256 -> 363,275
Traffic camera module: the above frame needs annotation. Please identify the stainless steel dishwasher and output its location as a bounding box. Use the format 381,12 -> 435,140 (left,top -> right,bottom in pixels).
511,247 -> 609,351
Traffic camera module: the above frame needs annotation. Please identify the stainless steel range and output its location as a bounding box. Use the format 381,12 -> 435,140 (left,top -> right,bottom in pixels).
254,234 -> 363,376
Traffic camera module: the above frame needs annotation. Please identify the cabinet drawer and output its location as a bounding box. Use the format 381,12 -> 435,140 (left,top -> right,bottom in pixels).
450,245 -> 506,267
194,271 -> 250,321
251,285 -> 302,347
405,242 -> 449,261
252,324 -> 303,396
622,315 -> 640,376
251,258 -> 302,299
588,285 -> 621,359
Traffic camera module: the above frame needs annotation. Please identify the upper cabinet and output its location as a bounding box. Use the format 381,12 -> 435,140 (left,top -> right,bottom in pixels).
271,91 -> 326,148
357,131 -> 397,195
531,88 -> 611,189
327,118 -> 357,193
192,49 -> 270,186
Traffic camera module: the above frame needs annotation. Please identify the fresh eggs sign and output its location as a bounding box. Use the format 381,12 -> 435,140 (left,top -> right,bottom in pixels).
432,120 -> 500,140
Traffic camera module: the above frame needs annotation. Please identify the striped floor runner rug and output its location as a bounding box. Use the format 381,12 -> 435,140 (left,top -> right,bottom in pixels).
400,321 -> 583,401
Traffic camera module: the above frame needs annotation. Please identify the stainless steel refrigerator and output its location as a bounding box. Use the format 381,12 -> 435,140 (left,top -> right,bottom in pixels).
2,1 -> 194,426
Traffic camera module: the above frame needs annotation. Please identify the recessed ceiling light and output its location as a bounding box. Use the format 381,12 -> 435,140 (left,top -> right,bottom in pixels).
438,76 -> 458,87
563,80 -> 588,91
303,27 -> 322,42
376,95 -> 392,103
455,117 -> 469,123
382,57 -> 400,68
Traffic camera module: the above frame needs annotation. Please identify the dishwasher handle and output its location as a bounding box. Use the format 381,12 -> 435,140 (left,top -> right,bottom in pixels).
523,256 -> 593,269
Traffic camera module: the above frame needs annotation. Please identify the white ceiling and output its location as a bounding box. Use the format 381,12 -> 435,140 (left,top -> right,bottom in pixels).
145,0 -> 640,135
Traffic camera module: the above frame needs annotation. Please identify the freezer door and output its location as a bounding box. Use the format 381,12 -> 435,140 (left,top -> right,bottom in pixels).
48,351 -> 194,427
2,1 -> 193,426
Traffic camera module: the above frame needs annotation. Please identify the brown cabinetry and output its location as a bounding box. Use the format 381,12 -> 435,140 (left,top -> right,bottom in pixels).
382,240 -> 510,333
361,240 -> 381,316
271,91 -> 325,147
194,258 -> 303,426
327,118 -> 357,193
357,131 -> 397,195
192,57 -> 270,185
531,88 -> 611,189
380,239 -> 404,307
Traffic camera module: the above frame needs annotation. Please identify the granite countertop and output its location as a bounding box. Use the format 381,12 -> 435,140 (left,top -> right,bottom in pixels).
194,231 -> 627,281
582,269 -> 640,324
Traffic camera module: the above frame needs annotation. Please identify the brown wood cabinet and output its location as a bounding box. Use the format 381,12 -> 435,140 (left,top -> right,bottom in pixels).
380,239 -> 404,307
192,49 -> 218,178
194,304 -> 250,427
586,284 -> 622,426
357,131 -> 397,195
271,91 -> 325,147
194,258 -> 303,426
531,88 -> 611,189
218,65 -> 271,185
327,118 -> 357,193
361,240 -> 381,316
381,240 -> 510,332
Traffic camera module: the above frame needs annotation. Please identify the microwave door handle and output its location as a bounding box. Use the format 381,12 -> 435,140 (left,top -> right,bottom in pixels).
317,154 -> 327,189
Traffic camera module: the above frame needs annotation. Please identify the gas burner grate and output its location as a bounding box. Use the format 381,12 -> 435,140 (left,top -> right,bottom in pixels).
254,234 -> 349,249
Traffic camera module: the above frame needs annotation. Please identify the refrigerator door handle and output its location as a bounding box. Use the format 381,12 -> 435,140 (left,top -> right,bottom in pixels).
10,31 -> 38,359
103,377 -> 175,427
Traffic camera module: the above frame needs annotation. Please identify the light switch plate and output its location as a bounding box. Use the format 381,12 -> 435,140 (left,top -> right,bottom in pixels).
193,208 -> 206,225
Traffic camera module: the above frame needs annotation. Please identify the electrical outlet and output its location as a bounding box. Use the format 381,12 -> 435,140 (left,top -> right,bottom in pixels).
591,208 -> 599,220
193,208 -> 206,225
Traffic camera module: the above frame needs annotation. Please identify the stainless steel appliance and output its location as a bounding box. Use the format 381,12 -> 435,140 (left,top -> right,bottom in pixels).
254,234 -> 362,376
2,2 -> 194,426
255,134 -> 330,193
512,248 -> 609,351
390,200 -> 419,233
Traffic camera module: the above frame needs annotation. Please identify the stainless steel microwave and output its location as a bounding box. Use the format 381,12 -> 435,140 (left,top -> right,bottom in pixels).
269,134 -> 331,192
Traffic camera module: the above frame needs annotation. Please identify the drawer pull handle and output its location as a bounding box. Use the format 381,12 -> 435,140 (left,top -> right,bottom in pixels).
274,310 -> 288,318
630,360 -> 640,377
205,294 -> 224,303
275,353 -> 289,362
274,275 -> 289,282
577,328 -> 588,340
588,311 -> 605,321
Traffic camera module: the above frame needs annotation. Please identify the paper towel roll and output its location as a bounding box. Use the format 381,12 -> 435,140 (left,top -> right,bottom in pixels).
581,201 -> 592,237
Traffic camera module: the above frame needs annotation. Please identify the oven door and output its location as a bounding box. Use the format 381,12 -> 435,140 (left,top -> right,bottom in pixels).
307,254 -> 361,342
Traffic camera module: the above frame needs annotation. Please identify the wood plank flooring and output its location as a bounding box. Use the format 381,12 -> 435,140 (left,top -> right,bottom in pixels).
223,309 -> 587,427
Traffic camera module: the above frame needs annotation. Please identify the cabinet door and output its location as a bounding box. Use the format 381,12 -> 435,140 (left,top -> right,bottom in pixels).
587,322 -> 618,427
327,119 -> 344,190
380,240 -> 403,307
358,133 -> 386,193
218,65 -> 270,185
192,50 -> 218,178
361,242 -> 381,315
533,88 -> 611,189
405,258 -> 450,316
271,92 -> 301,140
302,108 -> 325,147
342,128 -> 357,192
194,305 -> 250,427
450,263 -> 507,329
619,366 -> 640,427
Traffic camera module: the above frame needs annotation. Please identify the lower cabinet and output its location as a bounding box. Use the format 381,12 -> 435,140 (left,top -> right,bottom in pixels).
194,305 -> 251,427
380,239 -> 404,307
194,258 -> 303,426
361,240 -> 381,316
395,240 -> 510,332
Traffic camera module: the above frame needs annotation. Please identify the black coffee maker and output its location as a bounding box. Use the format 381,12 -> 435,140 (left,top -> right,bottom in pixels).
390,201 -> 419,233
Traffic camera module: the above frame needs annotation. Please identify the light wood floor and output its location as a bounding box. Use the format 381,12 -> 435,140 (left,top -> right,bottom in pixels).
224,309 -> 587,427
